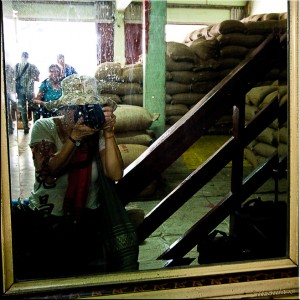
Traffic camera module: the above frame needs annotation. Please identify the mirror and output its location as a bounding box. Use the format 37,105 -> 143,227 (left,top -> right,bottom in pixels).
1,0 -> 298,298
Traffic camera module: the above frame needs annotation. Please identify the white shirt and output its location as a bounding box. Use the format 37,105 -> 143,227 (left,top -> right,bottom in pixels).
28,117 -> 105,216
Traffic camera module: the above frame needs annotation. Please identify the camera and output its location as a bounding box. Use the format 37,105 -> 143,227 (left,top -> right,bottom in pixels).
74,104 -> 105,129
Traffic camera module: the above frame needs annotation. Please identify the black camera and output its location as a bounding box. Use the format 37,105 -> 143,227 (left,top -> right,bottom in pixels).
74,104 -> 105,129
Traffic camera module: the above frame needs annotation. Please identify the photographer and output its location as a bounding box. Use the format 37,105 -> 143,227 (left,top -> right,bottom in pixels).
11,75 -> 139,278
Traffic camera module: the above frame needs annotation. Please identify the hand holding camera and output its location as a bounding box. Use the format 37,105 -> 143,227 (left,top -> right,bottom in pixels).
102,106 -> 116,133
71,104 -> 116,141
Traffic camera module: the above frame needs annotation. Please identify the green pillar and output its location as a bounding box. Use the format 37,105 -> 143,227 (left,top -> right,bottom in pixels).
143,0 -> 166,137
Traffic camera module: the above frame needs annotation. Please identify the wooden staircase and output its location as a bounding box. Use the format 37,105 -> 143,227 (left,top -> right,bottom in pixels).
116,32 -> 287,266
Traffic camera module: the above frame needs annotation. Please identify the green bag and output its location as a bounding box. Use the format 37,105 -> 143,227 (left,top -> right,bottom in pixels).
95,151 -> 139,272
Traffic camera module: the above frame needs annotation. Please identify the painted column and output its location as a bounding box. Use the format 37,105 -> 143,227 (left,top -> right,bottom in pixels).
143,0 -> 166,137
114,10 -> 126,65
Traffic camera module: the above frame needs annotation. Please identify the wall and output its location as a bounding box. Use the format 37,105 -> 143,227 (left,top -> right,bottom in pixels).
250,0 -> 287,14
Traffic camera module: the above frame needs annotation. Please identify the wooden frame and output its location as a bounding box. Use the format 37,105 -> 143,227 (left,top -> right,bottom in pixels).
1,1 -> 298,298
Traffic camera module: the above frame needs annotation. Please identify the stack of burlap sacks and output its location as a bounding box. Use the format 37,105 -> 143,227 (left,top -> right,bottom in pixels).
95,62 -> 160,198
93,12 -> 288,187
244,83 -> 288,167
166,12 -> 287,127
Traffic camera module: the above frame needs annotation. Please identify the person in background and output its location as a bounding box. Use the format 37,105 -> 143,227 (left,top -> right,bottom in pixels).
57,53 -> 77,80
14,52 -> 40,134
5,63 -> 17,135
32,64 -> 62,120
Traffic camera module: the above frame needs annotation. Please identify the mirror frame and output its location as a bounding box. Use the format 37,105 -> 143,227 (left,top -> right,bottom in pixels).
1,1 -> 298,298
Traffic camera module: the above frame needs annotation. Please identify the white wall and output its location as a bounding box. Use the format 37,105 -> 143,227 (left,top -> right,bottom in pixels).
250,0 -> 287,14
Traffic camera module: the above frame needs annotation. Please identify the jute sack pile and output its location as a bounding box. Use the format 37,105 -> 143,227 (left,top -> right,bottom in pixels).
166,103 -> 189,126
95,62 -> 122,81
118,143 -> 158,198
120,64 -> 144,106
244,83 -> 288,167
114,104 -> 159,146
165,40 -> 220,124
95,62 -> 143,106
114,105 -> 159,133
115,105 -> 160,197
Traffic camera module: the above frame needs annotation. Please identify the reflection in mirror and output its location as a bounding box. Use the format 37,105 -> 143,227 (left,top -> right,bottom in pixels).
2,0 -> 289,283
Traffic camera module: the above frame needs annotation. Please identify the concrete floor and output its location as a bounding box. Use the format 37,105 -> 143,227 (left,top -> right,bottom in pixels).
8,121 -> 288,272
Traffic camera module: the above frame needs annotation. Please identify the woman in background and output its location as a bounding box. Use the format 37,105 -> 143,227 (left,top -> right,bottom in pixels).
32,64 -> 62,120
57,53 -> 77,80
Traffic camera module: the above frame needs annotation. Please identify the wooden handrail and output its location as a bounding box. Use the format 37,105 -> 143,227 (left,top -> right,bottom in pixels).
116,33 -> 286,205
137,99 -> 287,244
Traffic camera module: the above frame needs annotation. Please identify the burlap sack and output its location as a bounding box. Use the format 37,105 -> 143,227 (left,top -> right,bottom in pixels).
166,56 -> 195,71
121,64 -> 143,83
99,93 -> 121,104
122,94 -> 143,106
258,90 -> 279,110
166,81 -> 191,95
256,127 -> 278,146
115,131 -> 154,146
166,104 -> 189,116
192,58 -> 220,71
278,143 -> 287,158
244,147 -> 259,167
170,70 -> 220,84
209,20 -> 246,37
253,142 -> 277,157
220,45 -> 249,59
114,105 -> 159,132
279,126 -> 288,144
191,81 -> 217,93
171,93 -> 205,106
166,71 -> 172,81
217,33 -> 265,48
118,142 -> 158,198
184,30 -> 206,43
279,94 -> 288,106
245,104 -> 258,122
97,81 -> 142,95
245,19 -> 287,34
166,115 -> 182,125
245,86 -> 278,106
95,62 -> 122,81
262,13 -> 280,21
165,94 -> 172,104
167,41 -> 197,63
189,38 -> 219,60
217,58 -> 243,69
241,14 -> 264,23
118,144 -> 148,168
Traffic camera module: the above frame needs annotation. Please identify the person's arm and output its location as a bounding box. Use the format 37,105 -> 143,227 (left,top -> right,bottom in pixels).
100,106 -> 124,181
33,89 -> 45,105
47,136 -> 78,176
47,118 -> 98,176
33,65 -> 40,82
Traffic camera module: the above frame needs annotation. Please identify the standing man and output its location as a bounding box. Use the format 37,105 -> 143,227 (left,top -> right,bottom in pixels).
57,54 -> 77,80
14,52 -> 40,134
5,63 -> 16,135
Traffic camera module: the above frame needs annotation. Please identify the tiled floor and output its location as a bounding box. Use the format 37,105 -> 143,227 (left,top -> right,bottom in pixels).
8,121 -> 287,272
